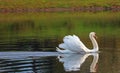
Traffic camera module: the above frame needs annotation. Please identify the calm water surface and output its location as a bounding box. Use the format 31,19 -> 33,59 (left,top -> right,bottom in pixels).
0,11 -> 120,73
0,51 -> 120,73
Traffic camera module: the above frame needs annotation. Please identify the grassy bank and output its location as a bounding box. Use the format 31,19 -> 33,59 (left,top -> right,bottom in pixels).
0,0 -> 120,8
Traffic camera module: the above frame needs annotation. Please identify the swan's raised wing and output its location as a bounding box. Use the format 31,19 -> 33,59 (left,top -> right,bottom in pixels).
58,35 -> 87,53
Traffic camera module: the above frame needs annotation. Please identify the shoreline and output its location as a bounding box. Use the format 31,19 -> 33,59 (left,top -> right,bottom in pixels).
0,6 -> 120,13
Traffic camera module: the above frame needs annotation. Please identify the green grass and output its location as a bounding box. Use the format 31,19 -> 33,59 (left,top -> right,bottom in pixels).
0,0 -> 120,8
0,12 -> 120,39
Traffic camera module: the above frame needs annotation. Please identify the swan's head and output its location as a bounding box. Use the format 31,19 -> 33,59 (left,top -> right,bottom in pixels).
89,32 -> 97,39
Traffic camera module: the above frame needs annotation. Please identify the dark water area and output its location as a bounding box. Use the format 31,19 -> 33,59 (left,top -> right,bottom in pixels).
0,36 -> 120,52
0,56 -> 56,73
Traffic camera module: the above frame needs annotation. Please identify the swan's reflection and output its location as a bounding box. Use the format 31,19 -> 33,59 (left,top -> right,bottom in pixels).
58,53 -> 99,72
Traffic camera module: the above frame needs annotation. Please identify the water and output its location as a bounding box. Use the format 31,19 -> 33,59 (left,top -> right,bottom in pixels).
0,51 -> 120,73
0,55 -> 56,73
0,11 -> 120,73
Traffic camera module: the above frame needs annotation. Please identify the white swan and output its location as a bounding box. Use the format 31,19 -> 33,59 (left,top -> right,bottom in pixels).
58,53 -> 99,72
56,32 -> 99,53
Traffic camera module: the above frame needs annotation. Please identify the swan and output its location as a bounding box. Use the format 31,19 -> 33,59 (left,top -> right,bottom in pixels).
56,32 -> 99,53
58,53 -> 99,72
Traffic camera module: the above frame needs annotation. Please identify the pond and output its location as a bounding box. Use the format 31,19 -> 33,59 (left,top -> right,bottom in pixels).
0,51 -> 120,73
0,11 -> 120,73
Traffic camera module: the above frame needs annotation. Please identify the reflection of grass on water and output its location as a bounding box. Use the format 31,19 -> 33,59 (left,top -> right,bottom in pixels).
0,12 -> 120,39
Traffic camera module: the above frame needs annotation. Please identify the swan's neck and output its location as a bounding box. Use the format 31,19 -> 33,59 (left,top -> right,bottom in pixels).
90,53 -> 99,72
89,35 -> 98,52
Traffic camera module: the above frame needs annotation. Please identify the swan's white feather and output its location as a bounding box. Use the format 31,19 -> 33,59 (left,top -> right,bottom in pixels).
72,35 -> 88,51
56,47 -> 75,53
57,35 -> 87,53
59,43 -> 68,50
63,36 -> 79,52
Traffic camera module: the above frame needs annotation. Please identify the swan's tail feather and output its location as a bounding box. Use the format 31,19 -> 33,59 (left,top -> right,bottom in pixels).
56,47 -> 62,52
56,47 -> 75,53
56,47 -> 67,53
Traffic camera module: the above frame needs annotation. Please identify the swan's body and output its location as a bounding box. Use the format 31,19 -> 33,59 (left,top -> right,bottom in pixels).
56,32 -> 99,53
